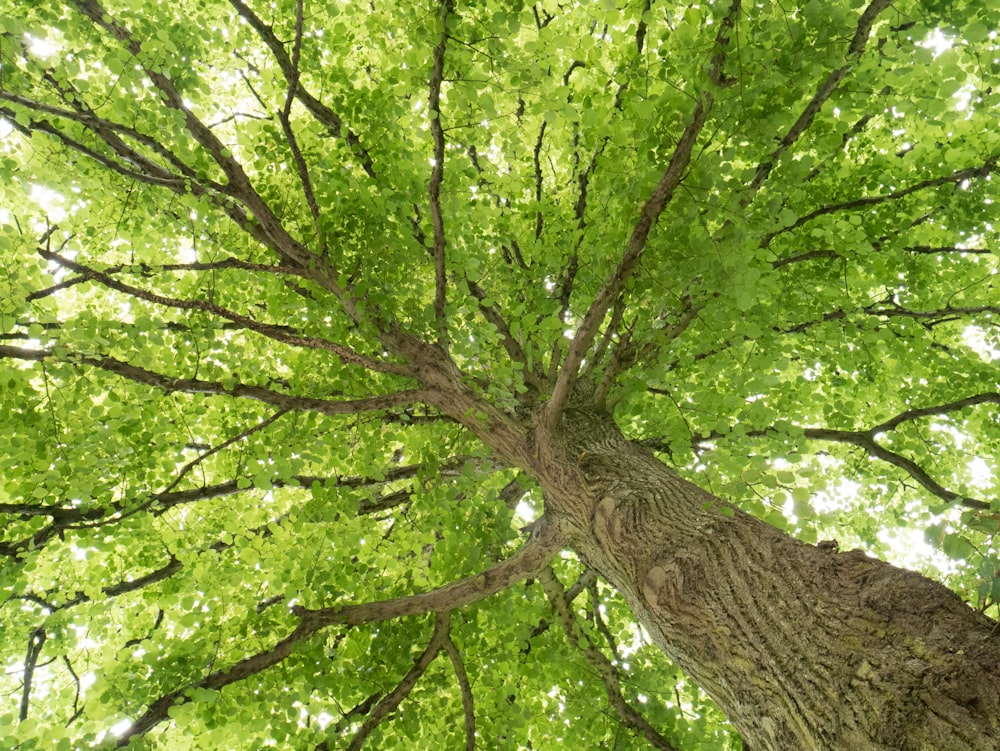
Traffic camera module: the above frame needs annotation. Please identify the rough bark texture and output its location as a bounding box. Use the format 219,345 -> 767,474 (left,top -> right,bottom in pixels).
527,408 -> 1000,751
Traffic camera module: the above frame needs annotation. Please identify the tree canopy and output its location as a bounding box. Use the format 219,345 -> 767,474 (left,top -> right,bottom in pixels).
1,0 -> 999,748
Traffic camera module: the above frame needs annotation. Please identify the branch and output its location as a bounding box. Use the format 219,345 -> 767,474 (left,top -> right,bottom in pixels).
293,517 -> 561,626
544,97 -> 710,425
541,1 -> 745,424
38,245 -> 409,376
277,0 -> 324,255
538,569 -> 679,751
118,517 -> 561,747
442,631 -> 476,751
686,394 -> 1000,512
26,256 -> 309,302
19,627 -> 46,721
345,612 -> 451,751
114,615 -> 324,746
428,0 -> 452,345
747,0 -> 893,193
762,156 -> 999,247
0,345 -> 428,416
0,91 -> 196,185
464,278 -> 540,388
532,120 -> 547,241
160,409 -> 288,497
70,0 -> 334,281
805,429 -> 992,511
227,0 -> 377,180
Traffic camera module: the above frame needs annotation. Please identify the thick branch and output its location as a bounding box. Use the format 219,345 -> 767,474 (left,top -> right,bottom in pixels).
293,518 -> 561,626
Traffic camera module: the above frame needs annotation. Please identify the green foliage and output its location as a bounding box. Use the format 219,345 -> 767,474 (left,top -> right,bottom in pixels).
1,0 -> 999,748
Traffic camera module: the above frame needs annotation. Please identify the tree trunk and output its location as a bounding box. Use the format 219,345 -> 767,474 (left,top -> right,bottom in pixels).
533,408 -> 1000,750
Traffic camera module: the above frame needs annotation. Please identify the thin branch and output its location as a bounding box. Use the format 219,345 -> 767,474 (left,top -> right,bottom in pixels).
538,569 -> 678,751
532,120 -> 547,241
293,517 -> 561,626
442,630 -> 476,751
0,91 -> 197,184
26,257 -> 308,302
227,0 -> 377,179
62,655 -> 84,725
0,344 -> 428,416
809,430 -> 992,512
544,98 -> 710,426
346,611 -> 451,751
762,157 -> 999,248
161,409 -> 288,496
747,0 -> 893,193
277,0 -> 325,255
685,395 -> 1000,512
38,246 -> 409,376
428,0 -> 452,345
868,393 -> 1000,434
464,278 -> 540,388
19,627 -> 46,721
114,615 -> 324,746
71,0 -> 334,282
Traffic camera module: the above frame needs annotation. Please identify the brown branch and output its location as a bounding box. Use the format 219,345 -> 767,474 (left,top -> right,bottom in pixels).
801,427 -> 991,512
544,97 -> 710,426
26,257 -> 308,302
19,627 -> 47,721
428,1 -> 452,345
747,0 -> 893,192
762,157 -> 999,247
780,300 -> 1000,335
867,393 -> 1000,434
0,91 -> 197,184
0,105 -> 189,190
543,1 -> 748,424
532,120 -> 547,241
293,517 -> 561,626
277,0 -> 324,255
227,0 -> 377,180
160,409 -> 288,497
345,611 -> 451,751
538,568 -> 679,751
70,0 -> 336,284
38,246 -> 409,376
442,631 -> 476,751
689,395 -> 1000,512
0,102 -> 299,266
464,278 -> 540,388
115,615 -> 323,746
0,344 -> 428,416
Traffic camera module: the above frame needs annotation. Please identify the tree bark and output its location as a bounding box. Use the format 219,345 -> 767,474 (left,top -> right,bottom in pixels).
529,408 -> 1000,750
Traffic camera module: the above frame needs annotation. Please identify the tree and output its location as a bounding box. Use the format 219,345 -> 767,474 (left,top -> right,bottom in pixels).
1,0 -> 999,747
